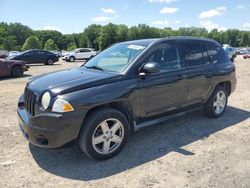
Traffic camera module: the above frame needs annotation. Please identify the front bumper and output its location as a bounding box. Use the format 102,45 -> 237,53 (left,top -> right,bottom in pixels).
61,56 -> 69,60
17,95 -> 84,148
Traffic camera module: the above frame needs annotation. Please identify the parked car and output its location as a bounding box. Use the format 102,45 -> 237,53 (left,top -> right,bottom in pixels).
11,49 -> 59,65
17,37 -> 236,160
0,50 -> 9,59
223,45 -> 236,62
0,58 -> 29,77
51,50 -> 62,57
8,51 -> 20,57
243,53 -> 250,59
62,48 -> 97,62
235,49 -> 246,55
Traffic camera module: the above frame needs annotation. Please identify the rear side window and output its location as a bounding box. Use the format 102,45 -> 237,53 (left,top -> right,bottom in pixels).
206,43 -> 230,64
185,43 -> 206,67
81,49 -> 91,53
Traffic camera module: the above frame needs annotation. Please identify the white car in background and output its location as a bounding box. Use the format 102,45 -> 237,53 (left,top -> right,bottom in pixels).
62,48 -> 97,62
8,51 -> 20,57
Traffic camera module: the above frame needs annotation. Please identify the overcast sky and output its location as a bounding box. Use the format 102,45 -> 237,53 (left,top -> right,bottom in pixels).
0,0 -> 250,34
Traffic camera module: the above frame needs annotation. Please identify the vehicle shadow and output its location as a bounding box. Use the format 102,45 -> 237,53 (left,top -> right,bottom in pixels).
28,63 -> 61,67
0,74 -> 32,81
29,106 -> 250,181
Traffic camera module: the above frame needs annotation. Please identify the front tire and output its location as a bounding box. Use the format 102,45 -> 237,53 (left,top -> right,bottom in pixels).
11,66 -> 23,77
45,58 -> 54,65
69,56 -> 75,62
204,86 -> 228,118
231,56 -> 235,62
79,108 -> 129,160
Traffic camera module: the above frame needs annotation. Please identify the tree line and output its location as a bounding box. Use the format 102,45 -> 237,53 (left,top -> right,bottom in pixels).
0,22 -> 249,52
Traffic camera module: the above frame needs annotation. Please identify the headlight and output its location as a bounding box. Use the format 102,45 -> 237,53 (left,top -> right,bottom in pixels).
41,92 -> 51,110
52,99 -> 74,113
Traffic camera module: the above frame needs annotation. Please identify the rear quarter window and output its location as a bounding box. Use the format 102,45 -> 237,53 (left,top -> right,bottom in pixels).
206,43 -> 230,64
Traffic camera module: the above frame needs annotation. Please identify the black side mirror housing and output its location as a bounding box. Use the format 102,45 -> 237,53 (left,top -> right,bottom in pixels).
140,62 -> 160,75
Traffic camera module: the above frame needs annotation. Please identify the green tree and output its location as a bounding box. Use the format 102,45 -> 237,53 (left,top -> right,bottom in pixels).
67,42 -> 77,51
84,24 -> 102,50
128,26 -> 139,40
8,23 -> 33,48
117,24 -> 129,42
44,39 -> 59,51
240,32 -> 249,47
99,23 -> 118,50
35,30 -> 63,50
21,36 -> 41,51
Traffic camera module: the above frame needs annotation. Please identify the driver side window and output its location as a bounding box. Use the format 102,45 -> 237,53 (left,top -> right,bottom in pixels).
147,45 -> 181,72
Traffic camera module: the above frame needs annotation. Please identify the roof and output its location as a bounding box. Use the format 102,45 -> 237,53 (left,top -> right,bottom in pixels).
119,36 -> 218,46
120,39 -> 160,46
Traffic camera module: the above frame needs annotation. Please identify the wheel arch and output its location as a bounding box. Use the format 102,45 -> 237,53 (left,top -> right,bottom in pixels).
80,100 -> 135,135
216,81 -> 231,96
11,64 -> 22,75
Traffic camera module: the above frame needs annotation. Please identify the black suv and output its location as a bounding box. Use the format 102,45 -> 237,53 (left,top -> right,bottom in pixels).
17,37 -> 236,160
12,49 -> 59,65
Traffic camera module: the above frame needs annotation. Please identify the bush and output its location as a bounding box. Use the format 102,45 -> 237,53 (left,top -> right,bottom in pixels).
21,36 -> 41,51
67,42 -> 77,51
44,39 -> 59,51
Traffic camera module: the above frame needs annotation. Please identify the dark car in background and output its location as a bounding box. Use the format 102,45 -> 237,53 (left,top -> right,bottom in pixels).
18,37 -> 236,160
11,49 -> 59,65
0,58 -> 29,77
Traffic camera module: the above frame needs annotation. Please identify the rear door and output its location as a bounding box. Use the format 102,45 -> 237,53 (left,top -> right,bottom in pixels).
35,50 -> 47,63
139,42 -> 188,118
183,41 -> 213,105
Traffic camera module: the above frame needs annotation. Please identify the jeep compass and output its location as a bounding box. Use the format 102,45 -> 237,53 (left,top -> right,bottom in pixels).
17,37 -> 236,160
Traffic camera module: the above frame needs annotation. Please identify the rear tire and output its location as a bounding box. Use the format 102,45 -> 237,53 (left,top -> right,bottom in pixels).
204,85 -> 228,118
11,66 -> 23,77
78,108 -> 129,160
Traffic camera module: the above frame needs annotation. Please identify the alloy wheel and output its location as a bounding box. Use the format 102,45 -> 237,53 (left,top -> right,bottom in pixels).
92,118 -> 124,155
213,91 -> 226,114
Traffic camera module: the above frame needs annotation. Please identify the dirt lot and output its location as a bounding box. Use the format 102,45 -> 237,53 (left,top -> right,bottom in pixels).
0,57 -> 250,188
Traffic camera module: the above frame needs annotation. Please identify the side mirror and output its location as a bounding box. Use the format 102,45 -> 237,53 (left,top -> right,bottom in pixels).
139,62 -> 160,76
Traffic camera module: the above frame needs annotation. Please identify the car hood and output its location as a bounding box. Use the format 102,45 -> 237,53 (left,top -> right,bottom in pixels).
27,68 -> 123,95
63,52 -> 74,56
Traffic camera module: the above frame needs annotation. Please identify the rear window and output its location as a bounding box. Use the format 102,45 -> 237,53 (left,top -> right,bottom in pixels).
206,43 -> 230,64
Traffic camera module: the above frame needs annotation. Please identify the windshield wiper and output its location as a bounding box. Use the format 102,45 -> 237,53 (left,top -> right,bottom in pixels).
85,65 -> 105,71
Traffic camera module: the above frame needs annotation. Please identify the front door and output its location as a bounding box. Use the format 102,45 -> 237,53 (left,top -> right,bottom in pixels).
19,51 -> 34,63
139,43 -> 188,118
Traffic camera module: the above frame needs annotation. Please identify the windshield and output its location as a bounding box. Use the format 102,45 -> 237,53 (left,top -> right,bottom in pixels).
71,49 -> 78,53
84,43 -> 147,73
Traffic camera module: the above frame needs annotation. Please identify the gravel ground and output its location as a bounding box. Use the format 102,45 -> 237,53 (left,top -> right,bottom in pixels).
0,57 -> 250,188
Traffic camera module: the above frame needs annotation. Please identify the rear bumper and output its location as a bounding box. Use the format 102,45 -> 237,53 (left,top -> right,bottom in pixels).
231,77 -> 237,94
17,95 -> 85,148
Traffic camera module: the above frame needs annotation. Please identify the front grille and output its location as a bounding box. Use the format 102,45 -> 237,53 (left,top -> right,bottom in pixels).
24,87 -> 36,116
